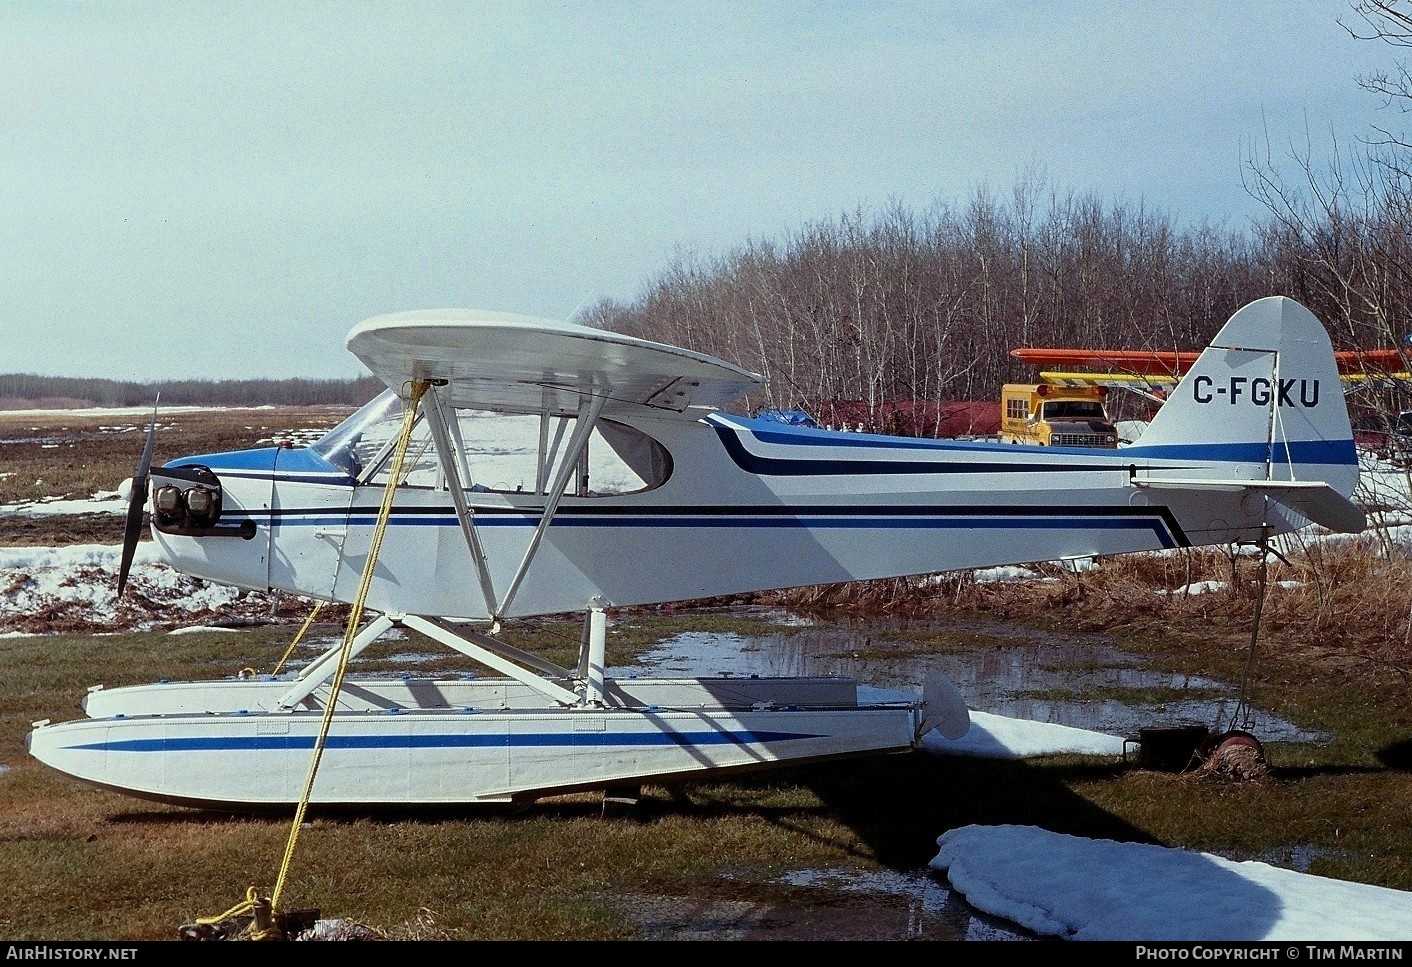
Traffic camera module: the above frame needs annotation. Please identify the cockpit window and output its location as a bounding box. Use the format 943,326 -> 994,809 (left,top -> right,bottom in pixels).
309,389 -> 671,495
310,388 -> 404,477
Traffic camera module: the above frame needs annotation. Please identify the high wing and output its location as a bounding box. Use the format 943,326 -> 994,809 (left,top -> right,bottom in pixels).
1011,347 -> 1195,377
1036,368 -> 1412,403
1012,346 -> 1411,377
346,309 -> 764,417
1023,347 -> 1411,406
1036,370 -> 1179,404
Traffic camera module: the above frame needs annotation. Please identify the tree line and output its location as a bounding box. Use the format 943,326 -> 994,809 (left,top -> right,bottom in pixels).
0,373 -> 385,408
579,173 -> 1412,433
580,186 -> 1272,430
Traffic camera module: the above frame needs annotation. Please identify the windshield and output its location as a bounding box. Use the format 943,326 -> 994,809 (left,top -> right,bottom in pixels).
310,388 -> 404,476
1043,400 -> 1106,420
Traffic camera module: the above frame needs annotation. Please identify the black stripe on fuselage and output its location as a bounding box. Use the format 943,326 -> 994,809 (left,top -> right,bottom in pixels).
710,422 -> 1134,476
258,502 -> 1193,546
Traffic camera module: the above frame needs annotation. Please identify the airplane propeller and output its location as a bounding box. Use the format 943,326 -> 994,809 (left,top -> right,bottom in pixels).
116,396 -> 160,599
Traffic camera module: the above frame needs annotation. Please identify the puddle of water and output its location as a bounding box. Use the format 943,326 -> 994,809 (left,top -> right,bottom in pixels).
332,613 -> 1326,743
772,867 -> 1039,941
378,652 -> 448,665
613,619 -> 1328,744
1251,844 -> 1354,873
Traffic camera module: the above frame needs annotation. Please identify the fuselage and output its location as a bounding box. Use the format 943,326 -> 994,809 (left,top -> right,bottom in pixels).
149,405 -> 1354,621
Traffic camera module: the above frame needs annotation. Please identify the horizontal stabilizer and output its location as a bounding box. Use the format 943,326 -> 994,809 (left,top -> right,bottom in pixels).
1130,477 -> 1367,534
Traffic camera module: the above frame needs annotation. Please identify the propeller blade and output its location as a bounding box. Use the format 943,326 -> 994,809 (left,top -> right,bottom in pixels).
116,395 -> 160,599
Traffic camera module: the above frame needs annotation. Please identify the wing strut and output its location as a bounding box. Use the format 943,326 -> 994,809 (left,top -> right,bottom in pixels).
492,393 -> 606,629
535,385 -> 570,495
579,605 -> 607,707
423,386 -> 499,617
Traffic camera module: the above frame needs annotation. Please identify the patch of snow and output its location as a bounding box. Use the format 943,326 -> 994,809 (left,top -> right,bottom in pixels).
974,566 -> 1051,584
931,824 -> 1412,941
1,492 -> 125,517
0,542 -> 275,633
1159,580 -> 1226,596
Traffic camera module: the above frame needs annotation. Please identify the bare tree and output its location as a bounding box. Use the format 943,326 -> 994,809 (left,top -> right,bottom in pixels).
601,173 -> 1268,430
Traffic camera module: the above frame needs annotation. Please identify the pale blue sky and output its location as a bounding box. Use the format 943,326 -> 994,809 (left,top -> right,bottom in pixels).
0,1 -> 1399,381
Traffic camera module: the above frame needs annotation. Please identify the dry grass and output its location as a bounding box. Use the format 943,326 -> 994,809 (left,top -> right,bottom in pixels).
0,406 -> 351,510
4,593 -> 1412,940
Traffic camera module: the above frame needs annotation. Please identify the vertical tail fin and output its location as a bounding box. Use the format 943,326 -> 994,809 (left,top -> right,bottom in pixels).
1131,297 -> 1362,532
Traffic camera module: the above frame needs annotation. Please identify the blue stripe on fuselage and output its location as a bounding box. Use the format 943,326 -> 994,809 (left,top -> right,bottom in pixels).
1122,438 -> 1358,467
64,729 -> 819,753
708,415 -> 1116,474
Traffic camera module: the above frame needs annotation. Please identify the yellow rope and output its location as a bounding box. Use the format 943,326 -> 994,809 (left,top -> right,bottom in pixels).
195,886 -> 261,927
272,600 -> 325,675
216,380 -> 429,934
192,886 -> 279,941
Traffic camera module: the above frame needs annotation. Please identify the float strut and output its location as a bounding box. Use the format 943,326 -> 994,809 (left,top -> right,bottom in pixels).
585,606 -> 606,707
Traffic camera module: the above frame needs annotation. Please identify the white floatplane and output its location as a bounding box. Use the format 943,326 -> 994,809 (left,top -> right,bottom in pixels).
27,296 -> 1365,811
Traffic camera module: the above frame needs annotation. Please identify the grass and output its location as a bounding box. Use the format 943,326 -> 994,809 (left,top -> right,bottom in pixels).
1007,684 -> 1232,705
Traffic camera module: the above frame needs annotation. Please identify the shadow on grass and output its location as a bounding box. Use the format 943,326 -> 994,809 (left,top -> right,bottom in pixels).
789,751 -> 1157,868
86,748 -> 1394,941
1377,738 -> 1412,770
